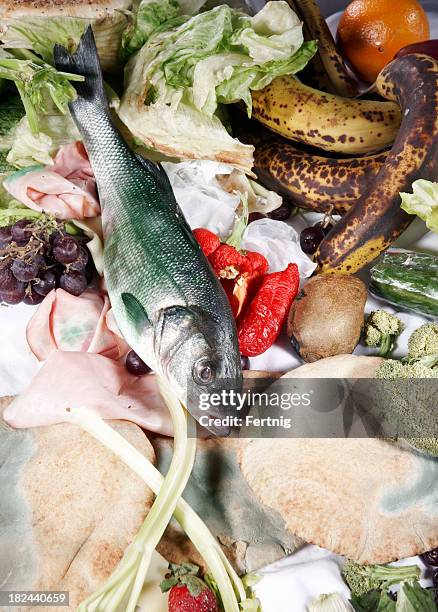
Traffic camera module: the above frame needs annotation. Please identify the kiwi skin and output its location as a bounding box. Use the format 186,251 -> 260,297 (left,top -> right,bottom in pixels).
287,275 -> 367,363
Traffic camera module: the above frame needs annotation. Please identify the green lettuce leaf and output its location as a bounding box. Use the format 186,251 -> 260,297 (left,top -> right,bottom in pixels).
120,0 -> 182,61
0,17 -> 87,64
0,14 -> 128,72
119,1 -> 316,169
351,590 -> 396,612
7,109 -> 80,168
400,179 -> 438,233
0,48 -> 83,134
396,581 -> 437,612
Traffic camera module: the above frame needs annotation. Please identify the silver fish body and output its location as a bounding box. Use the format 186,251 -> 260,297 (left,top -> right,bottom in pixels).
54,29 -> 242,434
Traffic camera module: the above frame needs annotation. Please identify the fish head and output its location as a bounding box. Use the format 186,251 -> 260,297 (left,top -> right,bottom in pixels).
155,305 -> 243,436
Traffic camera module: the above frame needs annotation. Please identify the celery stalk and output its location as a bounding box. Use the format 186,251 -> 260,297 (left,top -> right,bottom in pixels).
74,377 -> 197,612
68,402 -> 245,611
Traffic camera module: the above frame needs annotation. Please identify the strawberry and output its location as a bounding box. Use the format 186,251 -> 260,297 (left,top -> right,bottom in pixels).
193,228 -> 221,257
168,582 -> 218,612
161,563 -> 218,612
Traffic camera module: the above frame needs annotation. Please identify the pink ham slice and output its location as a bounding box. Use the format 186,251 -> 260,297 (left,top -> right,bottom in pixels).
51,142 -> 97,198
3,351 -> 173,436
4,142 -> 100,220
26,288 -> 129,362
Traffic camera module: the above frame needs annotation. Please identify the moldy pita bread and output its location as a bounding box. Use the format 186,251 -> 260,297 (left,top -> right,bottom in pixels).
0,396 -> 154,611
240,437 -> 438,564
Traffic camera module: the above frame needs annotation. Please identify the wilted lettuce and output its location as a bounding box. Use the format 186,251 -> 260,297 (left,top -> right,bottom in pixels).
121,0 -> 182,61
0,14 -> 128,72
6,110 -> 80,168
400,179 -> 438,234
0,49 -> 83,134
119,1 -> 316,169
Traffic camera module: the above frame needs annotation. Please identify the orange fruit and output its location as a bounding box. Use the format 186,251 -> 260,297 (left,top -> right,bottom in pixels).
337,0 -> 430,83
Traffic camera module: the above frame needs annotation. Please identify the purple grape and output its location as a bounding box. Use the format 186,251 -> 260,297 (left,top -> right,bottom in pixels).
300,225 -> 326,255
241,355 -> 250,370
0,265 -> 18,293
59,271 -> 87,296
0,268 -> 25,304
248,212 -> 266,224
318,221 -> 334,236
34,269 -> 57,297
268,203 -> 292,221
0,226 -> 12,249
126,350 -> 151,376
421,548 -> 438,567
23,285 -> 44,306
11,220 -> 33,246
53,236 -> 80,264
1,289 -> 25,304
50,230 -> 65,246
11,254 -> 45,282
68,246 -> 89,272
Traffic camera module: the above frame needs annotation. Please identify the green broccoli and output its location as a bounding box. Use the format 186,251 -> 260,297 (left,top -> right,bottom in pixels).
342,560 -> 420,598
364,310 -> 404,357
376,359 -> 438,379
407,322 -> 438,368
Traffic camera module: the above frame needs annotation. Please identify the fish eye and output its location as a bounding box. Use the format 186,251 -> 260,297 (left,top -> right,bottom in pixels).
193,358 -> 215,386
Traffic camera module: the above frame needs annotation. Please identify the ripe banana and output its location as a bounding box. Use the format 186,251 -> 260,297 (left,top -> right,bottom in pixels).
236,120 -> 387,214
287,0 -> 359,97
251,76 -> 402,155
316,54 -> 438,274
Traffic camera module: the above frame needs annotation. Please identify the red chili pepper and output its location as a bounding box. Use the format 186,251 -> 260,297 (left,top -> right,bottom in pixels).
238,263 -> 300,357
193,228 -> 221,257
209,243 -> 248,279
222,271 -> 264,318
244,250 -> 269,275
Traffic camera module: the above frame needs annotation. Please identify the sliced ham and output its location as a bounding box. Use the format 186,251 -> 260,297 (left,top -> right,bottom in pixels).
3,142 -> 100,220
51,141 -> 97,198
26,288 -> 129,361
4,351 -> 173,436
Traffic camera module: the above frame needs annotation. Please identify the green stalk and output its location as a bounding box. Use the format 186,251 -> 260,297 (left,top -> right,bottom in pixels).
71,378 -> 198,612
68,406 -> 244,611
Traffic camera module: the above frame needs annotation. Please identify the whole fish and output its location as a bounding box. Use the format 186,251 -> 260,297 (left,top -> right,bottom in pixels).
54,28 -> 242,435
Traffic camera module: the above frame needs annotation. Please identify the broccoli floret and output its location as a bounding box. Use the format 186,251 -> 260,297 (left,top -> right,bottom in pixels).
342,560 -> 420,598
407,322 -> 438,368
364,310 -> 404,357
375,359 -> 438,379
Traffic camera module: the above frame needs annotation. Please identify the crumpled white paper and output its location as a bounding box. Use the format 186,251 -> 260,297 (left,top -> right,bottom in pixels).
241,218 -> 317,278
163,160 -> 239,239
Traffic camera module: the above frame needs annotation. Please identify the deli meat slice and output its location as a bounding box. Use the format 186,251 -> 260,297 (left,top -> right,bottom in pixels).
4,351 -> 173,436
3,142 -> 100,219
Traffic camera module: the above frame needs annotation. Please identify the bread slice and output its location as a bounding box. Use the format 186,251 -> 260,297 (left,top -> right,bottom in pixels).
240,437 -> 438,564
0,396 -> 154,611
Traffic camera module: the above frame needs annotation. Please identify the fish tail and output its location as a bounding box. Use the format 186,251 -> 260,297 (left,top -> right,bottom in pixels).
54,27 -> 108,113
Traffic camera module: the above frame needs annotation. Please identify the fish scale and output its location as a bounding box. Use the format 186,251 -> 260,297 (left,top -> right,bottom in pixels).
54,28 -> 242,434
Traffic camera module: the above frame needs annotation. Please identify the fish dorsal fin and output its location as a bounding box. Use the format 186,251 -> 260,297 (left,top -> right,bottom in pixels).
121,293 -> 152,333
135,154 -> 173,193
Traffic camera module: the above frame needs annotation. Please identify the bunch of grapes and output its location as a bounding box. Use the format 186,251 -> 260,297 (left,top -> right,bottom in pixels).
0,218 -> 93,306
